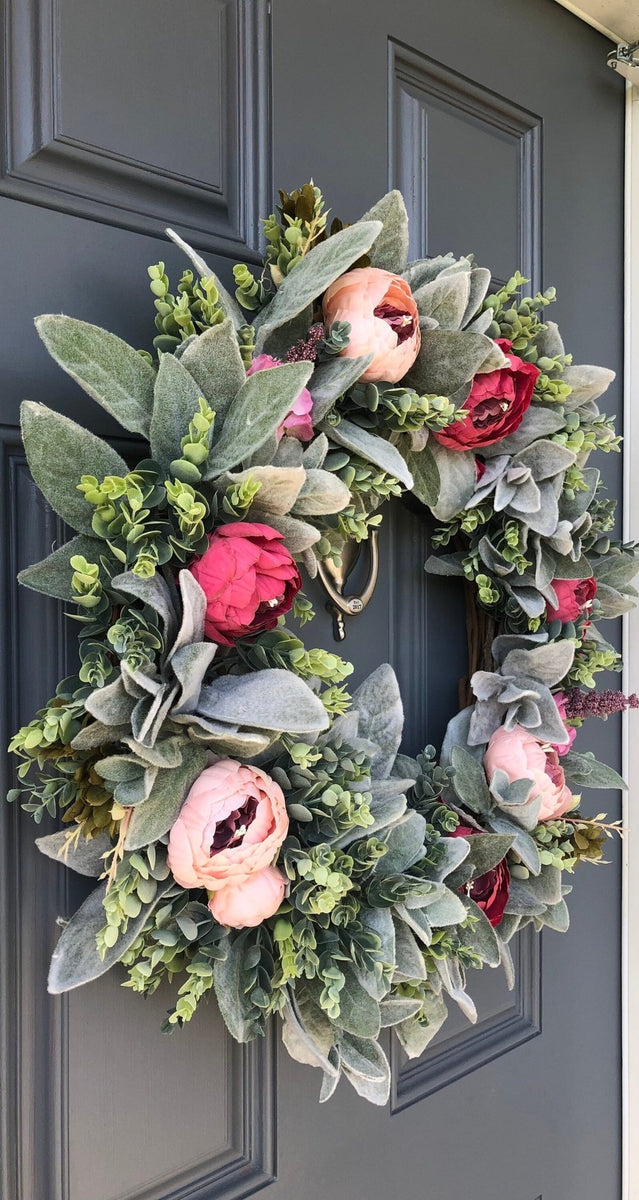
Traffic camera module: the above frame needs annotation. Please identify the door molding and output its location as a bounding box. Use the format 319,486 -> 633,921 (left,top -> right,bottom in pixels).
622,77 -> 639,1200
0,0 -> 272,258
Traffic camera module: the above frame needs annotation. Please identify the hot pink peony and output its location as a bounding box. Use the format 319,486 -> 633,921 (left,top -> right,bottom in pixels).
546,576 -> 597,624
189,522 -> 301,645
484,725 -> 574,822
246,353 -> 314,441
322,267 -> 420,383
167,759 -> 289,929
551,692 -> 577,758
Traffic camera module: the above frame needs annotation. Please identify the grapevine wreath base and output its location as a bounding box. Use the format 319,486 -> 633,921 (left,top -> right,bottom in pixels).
9,185 -> 638,1105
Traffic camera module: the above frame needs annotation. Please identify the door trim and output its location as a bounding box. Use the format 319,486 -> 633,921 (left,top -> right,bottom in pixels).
555,9 -> 637,1200
622,78 -> 639,1200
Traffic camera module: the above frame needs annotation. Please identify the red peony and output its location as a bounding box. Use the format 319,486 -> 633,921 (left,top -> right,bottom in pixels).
189,522 -> 301,645
433,338 -> 539,451
451,824 -> 511,927
546,576 -> 597,624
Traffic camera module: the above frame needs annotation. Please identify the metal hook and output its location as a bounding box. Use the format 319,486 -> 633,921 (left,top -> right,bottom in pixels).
316,530 -> 380,641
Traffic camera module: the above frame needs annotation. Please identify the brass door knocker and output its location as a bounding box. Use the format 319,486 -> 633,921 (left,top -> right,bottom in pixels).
316,529 -> 380,641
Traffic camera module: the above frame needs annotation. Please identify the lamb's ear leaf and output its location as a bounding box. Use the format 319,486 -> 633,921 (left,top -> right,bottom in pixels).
180,319 -> 246,424
396,994 -> 448,1057
124,743 -> 209,850
352,663 -> 404,780
150,352 -> 204,474
459,896 -> 501,966
292,469 -> 351,516
34,315 -> 155,437
213,932 -> 261,1042
309,355 -> 375,424
21,401 -> 129,534
405,329 -> 493,396
204,362 -> 314,477
18,534 -> 105,600
36,829 -> 114,877
253,221 -> 383,351
48,875 -> 172,993
406,442 -> 440,508
325,419 -> 413,489
359,190 -> 409,273
429,440 -> 476,521
561,750 -> 627,790
165,228 -> 244,330
197,669 -> 329,735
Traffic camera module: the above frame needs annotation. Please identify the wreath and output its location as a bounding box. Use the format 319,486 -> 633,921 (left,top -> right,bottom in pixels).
8,184 -> 638,1107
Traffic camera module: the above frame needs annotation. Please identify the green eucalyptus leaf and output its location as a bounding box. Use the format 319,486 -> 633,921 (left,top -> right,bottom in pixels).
35,315 -> 155,437
21,402 -> 129,535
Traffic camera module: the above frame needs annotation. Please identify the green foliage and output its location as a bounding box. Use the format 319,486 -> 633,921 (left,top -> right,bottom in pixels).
148,262 -> 224,352
340,382 -> 463,435
262,182 -> 329,285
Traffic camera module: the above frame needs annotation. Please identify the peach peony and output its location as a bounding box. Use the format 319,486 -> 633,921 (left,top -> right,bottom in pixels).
168,759 -> 289,928
210,867 -> 286,928
483,724 -> 574,821
322,266 -> 420,383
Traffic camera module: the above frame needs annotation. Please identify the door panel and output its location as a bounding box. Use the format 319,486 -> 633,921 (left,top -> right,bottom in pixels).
0,1 -> 625,1198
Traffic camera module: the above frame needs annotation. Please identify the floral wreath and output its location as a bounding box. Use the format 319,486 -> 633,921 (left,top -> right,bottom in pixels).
9,184 -> 638,1107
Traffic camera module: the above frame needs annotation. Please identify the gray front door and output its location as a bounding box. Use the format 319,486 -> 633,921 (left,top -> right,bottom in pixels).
0,2 -> 624,1198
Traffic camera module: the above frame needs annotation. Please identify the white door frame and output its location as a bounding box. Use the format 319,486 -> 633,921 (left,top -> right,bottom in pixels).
553,5 -> 637,1198
622,77 -> 639,1200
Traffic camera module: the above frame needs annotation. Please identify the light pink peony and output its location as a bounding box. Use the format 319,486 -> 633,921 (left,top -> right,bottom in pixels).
483,725 -> 574,821
322,267 -> 420,384
246,353 -> 314,441
210,867 -> 286,927
551,692 -> 577,758
168,759 -> 289,929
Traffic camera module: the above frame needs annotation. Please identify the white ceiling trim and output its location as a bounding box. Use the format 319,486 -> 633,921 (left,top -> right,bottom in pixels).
553,0 -> 639,43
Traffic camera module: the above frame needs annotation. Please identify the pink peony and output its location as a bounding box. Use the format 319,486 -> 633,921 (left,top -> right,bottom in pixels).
246,353 -> 314,441
546,577 -> 597,624
189,522 -> 301,645
433,339 -> 539,451
210,867 -> 286,928
484,725 -> 574,822
167,759 -> 289,929
322,267 -> 420,384
551,692 -> 577,757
